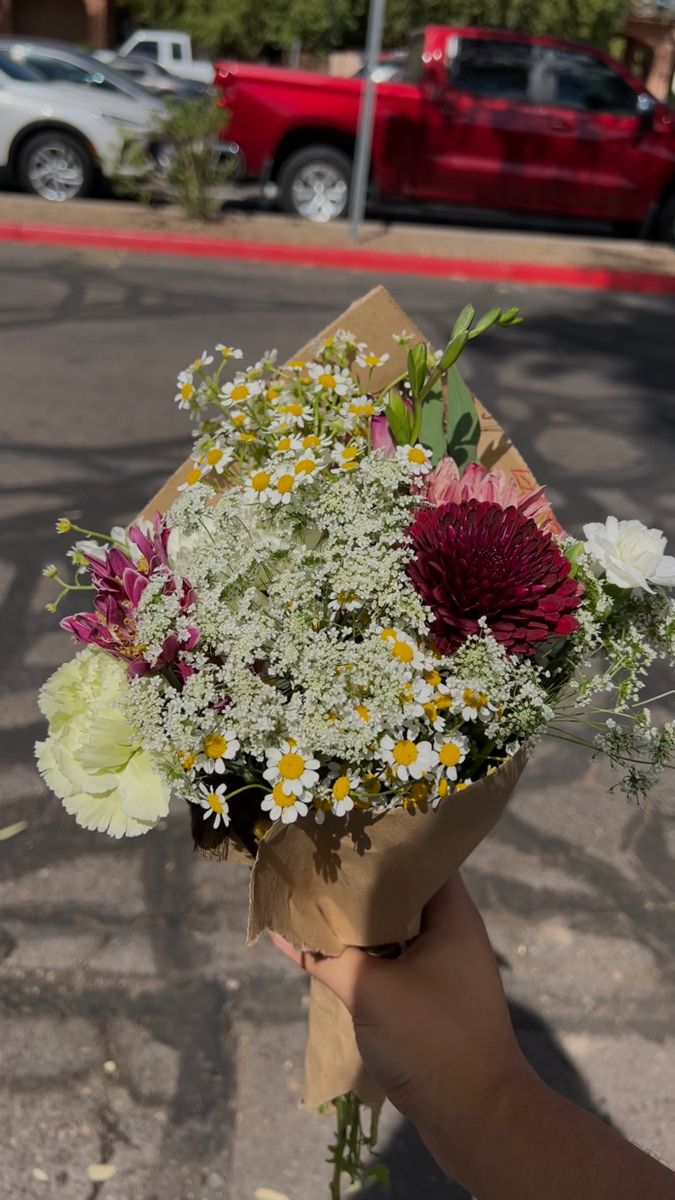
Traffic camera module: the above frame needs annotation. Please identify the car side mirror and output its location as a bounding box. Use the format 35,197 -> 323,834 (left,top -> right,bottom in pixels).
637,92 -> 656,129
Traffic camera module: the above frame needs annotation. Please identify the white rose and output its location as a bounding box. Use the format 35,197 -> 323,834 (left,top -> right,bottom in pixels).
583,516 -> 675,593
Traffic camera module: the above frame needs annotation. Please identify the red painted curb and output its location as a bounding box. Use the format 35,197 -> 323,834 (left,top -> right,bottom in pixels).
1,219 -> 675,295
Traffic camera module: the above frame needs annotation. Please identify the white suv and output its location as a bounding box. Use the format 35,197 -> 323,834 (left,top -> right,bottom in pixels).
0,48 -> 164,201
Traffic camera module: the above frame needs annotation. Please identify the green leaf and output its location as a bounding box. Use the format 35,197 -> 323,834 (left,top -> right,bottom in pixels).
406,343 -> 427,397
367,1163 -> 392,1185
452,303 -> 475,338
498,306 -> 522,326
439,328 -> 469,370
468,306 -> 502,339
418,378 -> 446,466
385,389 -> 413,445
446,366 -> 480,470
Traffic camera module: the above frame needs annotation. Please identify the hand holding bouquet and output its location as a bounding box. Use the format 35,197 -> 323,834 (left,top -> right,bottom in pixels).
36,288 -> 675,1194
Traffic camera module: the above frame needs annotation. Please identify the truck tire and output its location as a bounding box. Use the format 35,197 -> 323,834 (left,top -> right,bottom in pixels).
655,191 -> 675,245
277,145 -> 351,222
17,130 -> 94,202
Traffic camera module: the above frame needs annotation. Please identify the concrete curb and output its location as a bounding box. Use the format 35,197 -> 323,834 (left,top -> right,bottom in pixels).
2,219 -> 675,294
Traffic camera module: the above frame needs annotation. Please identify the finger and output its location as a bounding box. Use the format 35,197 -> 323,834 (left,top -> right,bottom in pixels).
268,931 -> 367,1012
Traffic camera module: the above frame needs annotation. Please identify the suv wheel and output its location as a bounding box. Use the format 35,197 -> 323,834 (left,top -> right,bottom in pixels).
277,145 -> 351,222
17,131 -> 94,202
655,192 -> 675,244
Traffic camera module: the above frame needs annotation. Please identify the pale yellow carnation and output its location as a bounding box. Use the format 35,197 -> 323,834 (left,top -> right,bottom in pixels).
35,649 -> 170,839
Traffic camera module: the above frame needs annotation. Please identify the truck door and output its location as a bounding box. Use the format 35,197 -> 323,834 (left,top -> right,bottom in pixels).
410,35 -> 539,208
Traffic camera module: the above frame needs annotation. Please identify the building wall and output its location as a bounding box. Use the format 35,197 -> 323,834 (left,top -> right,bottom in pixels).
0,0 -> 113,46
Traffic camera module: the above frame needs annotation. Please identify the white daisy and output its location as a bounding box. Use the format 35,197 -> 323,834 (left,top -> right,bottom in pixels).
395,444 -> 433,475
243,468 -> 274,504
379,730 -> 438,782
330,442 -> 364,473
200,444 -> 234,475
261,781 -> 309,825
434,733 -> 470,782
356,350 -> 390,370
177,461 -> 207,491
221,377 -> 262,406
457,686 -> 493,722
328,589 -> 362,614
271,400 -> 313,429
175,370 -> 196,409
329,771 -> 361,817
215,344 -> 243,361
194,782 -> 230,829
189,350 -> 214,369
263,740 -> 320,797
308,364 -> 353,396
273,433 -> 303,456
199,730 -> 240,775
269,469 -> 303,506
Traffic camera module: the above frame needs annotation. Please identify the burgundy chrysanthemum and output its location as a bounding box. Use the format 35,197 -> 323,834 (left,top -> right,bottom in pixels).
407,499 -> 583,656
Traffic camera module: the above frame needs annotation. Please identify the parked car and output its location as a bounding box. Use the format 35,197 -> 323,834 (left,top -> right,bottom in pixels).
214,25 -> 675,241
103,54 -> 210,100
0,37 -> 166,108
0,48 -> 166,201
98,30 -> 214,85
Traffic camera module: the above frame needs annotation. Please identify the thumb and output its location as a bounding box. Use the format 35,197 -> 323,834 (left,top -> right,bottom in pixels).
269,932 -> 370,1013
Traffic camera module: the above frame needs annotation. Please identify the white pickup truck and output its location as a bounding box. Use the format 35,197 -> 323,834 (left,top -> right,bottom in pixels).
99,30 -> 214,85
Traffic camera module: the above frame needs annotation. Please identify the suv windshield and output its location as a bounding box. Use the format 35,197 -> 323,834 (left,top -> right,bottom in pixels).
0,42 -> 154,103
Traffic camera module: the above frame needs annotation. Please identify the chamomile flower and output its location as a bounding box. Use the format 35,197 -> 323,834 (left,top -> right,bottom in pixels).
434,733 -> 469,781
331,443 -> 363,473
308,364 -> 353,396
263,740 -> 320,797
269,469 -> 304,506
328,589 -> 362,614
378,627 -> 423,669
293,452 -> 324,479
345,399 -> 380,422
200,730 -> 240,775
329,770 -> 361,817
457,687 -> 493,722
175,371 -> 196,409
243,469 -> 274,503
379,730 -> 438,782
221,377 -> 262,406
299,433 -> 331,453
195,781 -> 229,829
178,461 -> 207,491
272,400 -> 313,428
215,344 -> 243,361
200,444 -> 234,475
273,433 -> 303,455
396,444 -> 433,475
356,350 -> 390,370
261,781 -> 309,825
400,677 -> 435,721
189,350 -> 214,370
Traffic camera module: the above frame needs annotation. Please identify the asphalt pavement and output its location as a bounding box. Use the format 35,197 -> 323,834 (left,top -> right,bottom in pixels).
1,244 -> 674,1200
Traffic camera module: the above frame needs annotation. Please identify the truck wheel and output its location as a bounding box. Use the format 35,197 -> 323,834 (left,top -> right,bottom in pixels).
17,131 -> 94,202
655,192 -> 675,244
277,145 -> 351,222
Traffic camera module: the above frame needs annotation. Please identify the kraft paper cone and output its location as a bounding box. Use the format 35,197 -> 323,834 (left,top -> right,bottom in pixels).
249,748 -> 527,1107
137,286 -> 539,1108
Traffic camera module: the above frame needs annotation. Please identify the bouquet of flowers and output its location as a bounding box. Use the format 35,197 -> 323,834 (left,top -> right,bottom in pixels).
36,288 -> 675,1195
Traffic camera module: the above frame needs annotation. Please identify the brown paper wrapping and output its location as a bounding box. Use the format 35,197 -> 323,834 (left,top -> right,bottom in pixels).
139,287 -> 539,1107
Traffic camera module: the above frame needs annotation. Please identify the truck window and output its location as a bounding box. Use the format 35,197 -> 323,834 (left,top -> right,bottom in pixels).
535,48 -> 639,114
131,40 -> 159,61
450,37 -> 531,102
171,42 -> 183,62
405,32 -> 425,86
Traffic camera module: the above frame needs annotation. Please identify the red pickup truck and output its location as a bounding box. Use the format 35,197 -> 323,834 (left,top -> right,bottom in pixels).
215,25 -> 675,242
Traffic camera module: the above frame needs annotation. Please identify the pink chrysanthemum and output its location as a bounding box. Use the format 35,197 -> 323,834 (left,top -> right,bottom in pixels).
61,513 -> 199,681
423,457 -> 558,533
407,499 -> 583,656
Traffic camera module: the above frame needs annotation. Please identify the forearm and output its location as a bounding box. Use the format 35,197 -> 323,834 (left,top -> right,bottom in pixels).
417,1062 -> 675,1200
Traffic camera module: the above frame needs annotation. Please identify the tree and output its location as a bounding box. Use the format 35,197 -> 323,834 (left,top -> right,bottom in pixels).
119,0 -> 628,57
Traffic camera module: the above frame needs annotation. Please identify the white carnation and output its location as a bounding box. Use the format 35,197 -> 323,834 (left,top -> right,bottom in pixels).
583,516 -> 675,593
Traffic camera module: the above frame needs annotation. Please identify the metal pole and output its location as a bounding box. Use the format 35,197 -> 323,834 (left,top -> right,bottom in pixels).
349,0 -> 387,244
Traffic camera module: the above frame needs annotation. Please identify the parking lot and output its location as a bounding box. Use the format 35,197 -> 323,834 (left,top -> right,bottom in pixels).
1,243 -> 674,1198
